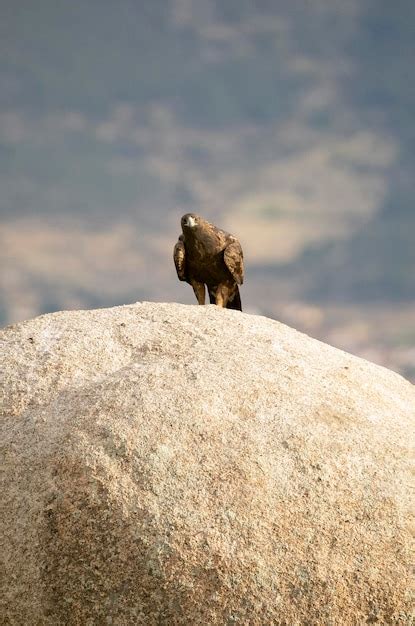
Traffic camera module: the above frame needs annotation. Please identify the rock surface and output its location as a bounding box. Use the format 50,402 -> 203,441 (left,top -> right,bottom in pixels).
1,302 -> 414,625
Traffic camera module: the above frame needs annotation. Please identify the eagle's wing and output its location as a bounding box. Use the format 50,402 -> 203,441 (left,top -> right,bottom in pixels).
224,239 -> 244,285
174,236 -> 187,281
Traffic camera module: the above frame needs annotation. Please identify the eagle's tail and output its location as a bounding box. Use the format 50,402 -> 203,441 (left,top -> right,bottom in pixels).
227,287 -> 242,312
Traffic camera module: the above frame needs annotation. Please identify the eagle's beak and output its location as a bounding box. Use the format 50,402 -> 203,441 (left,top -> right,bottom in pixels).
185,216 -> 197,228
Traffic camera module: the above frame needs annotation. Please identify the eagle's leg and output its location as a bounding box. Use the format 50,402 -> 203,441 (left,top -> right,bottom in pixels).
191,280 -> 206,305
215,285 -> 230,308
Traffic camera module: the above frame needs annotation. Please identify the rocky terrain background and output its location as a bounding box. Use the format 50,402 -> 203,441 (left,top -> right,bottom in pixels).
1,303 -> 414,624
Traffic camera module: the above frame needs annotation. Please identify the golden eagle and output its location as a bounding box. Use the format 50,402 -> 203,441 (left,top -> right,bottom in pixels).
174,213 -> 244,311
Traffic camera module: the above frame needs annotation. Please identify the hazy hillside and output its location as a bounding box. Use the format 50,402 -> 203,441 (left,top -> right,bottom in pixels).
0,0 -> 414,378
289,187 -> 415,303
282,2 -> 415,303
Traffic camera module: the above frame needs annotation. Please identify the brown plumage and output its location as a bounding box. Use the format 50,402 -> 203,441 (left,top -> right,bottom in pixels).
174,213 -> 244,311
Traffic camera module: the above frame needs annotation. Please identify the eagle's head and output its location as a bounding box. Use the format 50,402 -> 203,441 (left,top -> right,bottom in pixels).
181,213 -> 200,230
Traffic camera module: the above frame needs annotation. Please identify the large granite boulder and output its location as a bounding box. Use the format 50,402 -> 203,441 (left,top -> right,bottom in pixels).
1,302 -> 414,624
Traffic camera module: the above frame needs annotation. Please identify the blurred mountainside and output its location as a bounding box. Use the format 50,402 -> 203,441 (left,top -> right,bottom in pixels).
0,0 -> 414,376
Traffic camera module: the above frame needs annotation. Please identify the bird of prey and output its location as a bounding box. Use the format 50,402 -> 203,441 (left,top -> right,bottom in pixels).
173,213 -> 244,311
